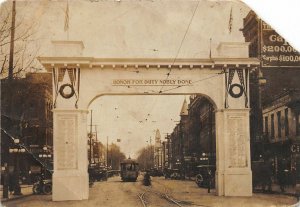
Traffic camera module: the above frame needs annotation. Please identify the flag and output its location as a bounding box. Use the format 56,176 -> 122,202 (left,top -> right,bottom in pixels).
228,7 -> 233,33
117,139 -> 121,142
64,2 -> 69,32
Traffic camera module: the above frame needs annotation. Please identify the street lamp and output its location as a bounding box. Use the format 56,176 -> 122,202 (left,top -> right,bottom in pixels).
9,139 -> 26,195
39,146 -> 52,177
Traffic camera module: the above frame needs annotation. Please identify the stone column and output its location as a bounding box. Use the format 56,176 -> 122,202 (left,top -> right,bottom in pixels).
52,109 -> 89,201
215,109 -> 252,196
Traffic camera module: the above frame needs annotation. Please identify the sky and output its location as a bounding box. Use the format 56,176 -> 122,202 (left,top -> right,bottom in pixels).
0,0 -> 251,60
89,95 -> 189,158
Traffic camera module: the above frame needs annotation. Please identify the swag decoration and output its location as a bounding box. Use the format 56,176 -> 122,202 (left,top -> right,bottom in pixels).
52,67 -> 80,108
224,68 -> 249,108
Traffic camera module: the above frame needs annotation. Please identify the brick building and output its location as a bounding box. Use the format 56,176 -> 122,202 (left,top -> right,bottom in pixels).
262,90 -> 300,185
242,10 -> 300,185
1,72 -> 53,182
166,96 -> 216,177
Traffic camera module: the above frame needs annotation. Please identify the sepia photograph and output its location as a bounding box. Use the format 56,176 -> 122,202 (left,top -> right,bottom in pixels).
1,0 -> 300,206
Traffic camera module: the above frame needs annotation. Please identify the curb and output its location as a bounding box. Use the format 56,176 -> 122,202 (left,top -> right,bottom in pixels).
253,190 -> 298,197
1,193 -> 34,203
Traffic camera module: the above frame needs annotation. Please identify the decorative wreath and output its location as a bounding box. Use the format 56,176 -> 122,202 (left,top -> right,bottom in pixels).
229,83 -> 244,98
59,84 -> 75,99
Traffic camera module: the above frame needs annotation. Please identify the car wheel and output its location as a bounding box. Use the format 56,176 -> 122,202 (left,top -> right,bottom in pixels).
32,184 -> 39,194
195,174 -> 204,186
43,184 -> 52,195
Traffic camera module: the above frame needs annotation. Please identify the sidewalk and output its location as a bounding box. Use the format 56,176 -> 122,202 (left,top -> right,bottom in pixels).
254,183 -> 300,197
0,185 -> 33,203
185,176 -> 300,197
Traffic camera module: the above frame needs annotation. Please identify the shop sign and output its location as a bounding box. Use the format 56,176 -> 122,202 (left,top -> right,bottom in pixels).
260,20 -> 300,67
291,143 -> 300,153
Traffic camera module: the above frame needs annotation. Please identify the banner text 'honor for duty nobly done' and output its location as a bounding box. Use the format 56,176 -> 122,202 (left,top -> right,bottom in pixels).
112,79 -> 193,86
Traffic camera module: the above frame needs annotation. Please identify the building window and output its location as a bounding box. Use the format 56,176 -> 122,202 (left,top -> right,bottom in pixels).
271,114 -> 275,139
285,108 -> 289,137
264,116 -> 269,138
277,111 -> 281,138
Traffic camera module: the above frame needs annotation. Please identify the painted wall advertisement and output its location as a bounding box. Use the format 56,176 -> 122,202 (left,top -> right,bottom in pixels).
261,20 -> 300,67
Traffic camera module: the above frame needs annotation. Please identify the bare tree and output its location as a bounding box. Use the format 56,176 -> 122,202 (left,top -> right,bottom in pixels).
136,145 -> 154,170
0,1 -> 40,79
107,143 -> 126,170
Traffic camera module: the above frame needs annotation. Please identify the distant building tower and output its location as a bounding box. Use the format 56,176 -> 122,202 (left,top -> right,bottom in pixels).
154,129 -> 162,170
180,98 -> 189,175
180,98 -> 189,117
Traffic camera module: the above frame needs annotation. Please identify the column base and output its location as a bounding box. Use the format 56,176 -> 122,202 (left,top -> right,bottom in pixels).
52,172 -> 89,201
224,170 -> 252,196
215,171 -> 224,196
216,169 -> 252,196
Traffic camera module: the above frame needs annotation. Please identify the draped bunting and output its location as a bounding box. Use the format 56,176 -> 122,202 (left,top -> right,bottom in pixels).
52,67 -> 80,109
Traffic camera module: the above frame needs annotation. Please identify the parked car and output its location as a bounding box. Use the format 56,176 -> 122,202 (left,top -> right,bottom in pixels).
252,160 -> 272,192
89,165 -> 107,182
195,165 -> 215,188
32,176 -> 52,195
163,168 -> 181,180
148,168 -> 164,177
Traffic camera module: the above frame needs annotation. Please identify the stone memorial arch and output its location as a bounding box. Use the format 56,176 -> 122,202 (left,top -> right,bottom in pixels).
38,41 -> 259,201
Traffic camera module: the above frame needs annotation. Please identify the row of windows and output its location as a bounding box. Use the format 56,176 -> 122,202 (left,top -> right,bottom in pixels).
265,108 -> 300,140
265,108 -> 289,139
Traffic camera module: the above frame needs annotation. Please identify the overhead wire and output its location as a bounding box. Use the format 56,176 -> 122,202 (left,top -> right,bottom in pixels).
1,128 -> 53,173
137,0 -> 201,128
158,0 -> 200,94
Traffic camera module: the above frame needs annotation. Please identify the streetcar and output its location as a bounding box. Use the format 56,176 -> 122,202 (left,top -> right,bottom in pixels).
120,158 -> 139,182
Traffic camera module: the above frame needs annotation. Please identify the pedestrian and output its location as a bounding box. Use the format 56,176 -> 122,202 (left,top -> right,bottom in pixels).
8,173 -> 15,195
261,159 -> 273,193
143,171 -> 151,186
278,159 -> 287,192
207,169 -> 212,193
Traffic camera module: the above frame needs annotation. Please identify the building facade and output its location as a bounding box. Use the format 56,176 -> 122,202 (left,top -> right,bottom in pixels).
263,91 -> 300,185
166,96 -> 216,178
1,72 -> 53,183
242,10 -> 300,185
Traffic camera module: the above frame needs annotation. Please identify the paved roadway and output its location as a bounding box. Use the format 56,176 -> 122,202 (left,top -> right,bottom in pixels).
1,176 -> 298,207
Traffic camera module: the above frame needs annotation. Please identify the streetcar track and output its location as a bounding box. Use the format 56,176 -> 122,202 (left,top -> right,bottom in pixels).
138,192 -> 147,207
141,187 -> 183,207
135,176 -> 211,207
150,178 -> 211,207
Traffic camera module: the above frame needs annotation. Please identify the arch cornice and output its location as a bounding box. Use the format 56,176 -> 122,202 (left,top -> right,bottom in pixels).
38,57 -> 260,71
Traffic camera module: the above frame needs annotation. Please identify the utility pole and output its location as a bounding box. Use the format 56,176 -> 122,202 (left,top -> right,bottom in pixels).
95,125 -> 98,142
94,125 -> 98,164
4,2 -> 16,196
8,0 -> 16,80
106,136 -> 108,168
89,110 -> 93,166
150,136 -> 153,168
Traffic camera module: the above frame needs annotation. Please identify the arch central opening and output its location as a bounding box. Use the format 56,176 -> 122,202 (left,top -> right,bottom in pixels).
87,94 -> 216,188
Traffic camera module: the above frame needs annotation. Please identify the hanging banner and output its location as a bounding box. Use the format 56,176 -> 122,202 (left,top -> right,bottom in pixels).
260,20 -> 300,67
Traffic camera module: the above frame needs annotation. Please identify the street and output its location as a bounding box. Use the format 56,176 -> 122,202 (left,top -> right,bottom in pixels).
2,175 -> 298,207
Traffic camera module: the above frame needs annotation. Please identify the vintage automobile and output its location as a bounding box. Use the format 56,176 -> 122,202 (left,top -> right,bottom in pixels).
163,168 -> 182,180
195,165 -> 215,188
148,168 -> 164,177
252,160 -> 272,192
88,164 -> 108,182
